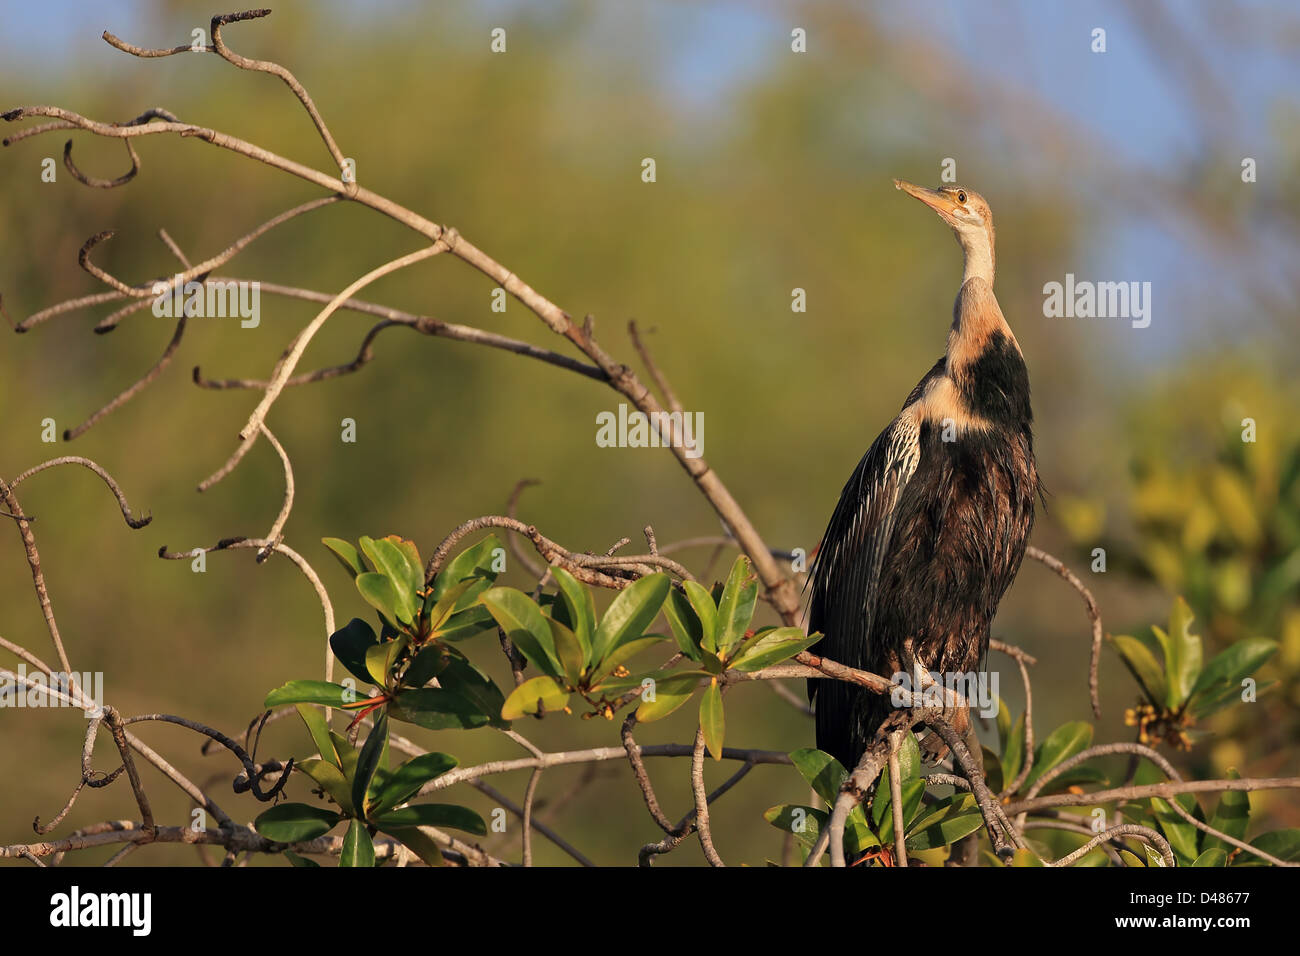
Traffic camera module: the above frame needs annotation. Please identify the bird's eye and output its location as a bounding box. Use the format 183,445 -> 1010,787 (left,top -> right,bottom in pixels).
956,190 -> 967,204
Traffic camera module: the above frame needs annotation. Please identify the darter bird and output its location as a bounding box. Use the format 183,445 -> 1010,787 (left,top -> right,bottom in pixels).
806,180 -> 1040,771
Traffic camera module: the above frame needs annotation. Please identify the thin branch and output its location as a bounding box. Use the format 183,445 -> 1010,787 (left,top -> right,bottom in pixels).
998,650 -> 1035,798
1047,823 -> 1174,868
521,768 -> 542,866
621,715 -> 675,832
66,316 -> 186,439
1021,742 -> 1297,867
78,197 -> 340,305
1025,546 -> 1103,717
691,725 -> 725,866
420,743 -> 789,796
255,424 -> 294,562
156,537 -> 335,653
11,456 -> 152,527
1006,777 -> 1300,816
207,10 -> 349,175
504,479 -> 545,579
238,244 -> 444,445
62,137 -> 139,188
628,320 -> 683,415
638,761 -> 754,866
888,731 -> 907,867
467,779 -> 595,867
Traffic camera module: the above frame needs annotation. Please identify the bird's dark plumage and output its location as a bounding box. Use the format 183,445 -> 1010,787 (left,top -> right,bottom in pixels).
807,182 -> 1039,772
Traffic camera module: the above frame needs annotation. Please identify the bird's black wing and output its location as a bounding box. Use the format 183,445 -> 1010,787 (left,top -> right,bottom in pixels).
805,409 -> 922,768
806,406 -> 922,704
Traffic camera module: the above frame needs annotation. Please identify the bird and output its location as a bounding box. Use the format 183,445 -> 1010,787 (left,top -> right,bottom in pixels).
806,180 -> 1040,772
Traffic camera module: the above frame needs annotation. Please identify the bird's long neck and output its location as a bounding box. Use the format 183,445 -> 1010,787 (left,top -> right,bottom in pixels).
958,225 -> 995,287
944,275 -> 1030,430
947,222 -> 1014,370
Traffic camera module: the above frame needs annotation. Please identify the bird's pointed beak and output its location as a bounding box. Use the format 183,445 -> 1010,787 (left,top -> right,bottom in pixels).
894,179 -> 959,218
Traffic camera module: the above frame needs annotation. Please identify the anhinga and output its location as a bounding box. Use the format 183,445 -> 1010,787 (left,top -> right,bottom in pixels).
807,180 -> 1039,771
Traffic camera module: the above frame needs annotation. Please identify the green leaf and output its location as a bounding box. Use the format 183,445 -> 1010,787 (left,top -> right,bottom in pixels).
329,618 -> 380,686
433,604 -> 498,643
254,802 -> 342,843
1119,849 -> 1146,868
296,704 -> 338,767
1244,829 -> 1300,864
1188,638 -> 1277,710
789,748 -> 848,807
1155,597 -> 1203,708
588,636 -> 664,688
981,746 -> 1004,794
365,634 -> 409,687
422,578 -> 475,633
360,535 -> 423,601
548,617 -> 585,686
682,580 -> 719,652
700,679 -> 725,760
995,696 -> 1012,754
352,711 -> 388,815
436,656 -> 508,728
373,803 -> 487,836
389,690 -> 488,730
357,571 -> 412,628
763,804 -> 828,851
635,672 -> 706,722
1023,721 -> 1093,789
1002,712 -> 1026,787
729,629 -> 822,672
873,777 -> 925,842
431,535 -> 502,607
265,680 -> 356,709
295,757 -> 354,815
905,793 -> 984,850
340,818 -> 375,868
663,587 -> 703,661
1136,760 -> 1200,865
844,806 -> 880,857
380,827 -> 444,867
1144,843 -> 1168,867
401,645 -> 449,690
371,752 -> 459,815
329,731 -> 360,782
591,573 -> 671,665
1192,848 -> 1228,867
501,675 -> 570,720
1150,797 -> 1200,865
713,556 -> 758,658
1110,634 -> 1168,706
1202,768 -> 1249,855
551,567 -> 596,667
386,536 -> 425,592
1190,680 -> 1274,720
283,850 -> 320,867
480,587 -> 561,679
895,731 -> 922,782
322,537 -> 365,578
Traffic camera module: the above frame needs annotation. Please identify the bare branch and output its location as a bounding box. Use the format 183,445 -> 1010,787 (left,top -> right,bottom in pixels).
1025,546 -> 1103,717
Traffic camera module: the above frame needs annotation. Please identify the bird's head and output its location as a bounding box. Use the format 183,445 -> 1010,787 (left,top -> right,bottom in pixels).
893,180 -> 996,285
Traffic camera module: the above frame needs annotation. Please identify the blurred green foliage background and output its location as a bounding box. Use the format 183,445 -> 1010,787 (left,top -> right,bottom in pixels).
0,0 -> 1297,865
